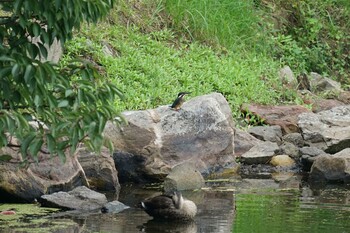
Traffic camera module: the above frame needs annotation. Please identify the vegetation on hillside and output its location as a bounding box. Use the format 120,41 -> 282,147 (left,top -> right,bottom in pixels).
62,0 -> 283,119
62,0 -> 349,123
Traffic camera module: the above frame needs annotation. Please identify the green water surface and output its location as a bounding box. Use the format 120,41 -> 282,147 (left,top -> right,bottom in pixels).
233,188 -> 350,233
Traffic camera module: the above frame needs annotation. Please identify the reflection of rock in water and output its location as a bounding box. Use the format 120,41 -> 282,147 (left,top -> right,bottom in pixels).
196,191 -> 235,233
139,219 -> 197,233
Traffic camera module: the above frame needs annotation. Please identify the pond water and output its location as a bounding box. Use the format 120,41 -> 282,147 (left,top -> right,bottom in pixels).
1,174 -> 350,233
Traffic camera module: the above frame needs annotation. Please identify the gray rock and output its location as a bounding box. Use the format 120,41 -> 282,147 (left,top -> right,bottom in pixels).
77,147 -> 120,192
279,142 -> 300,159
282,133 -> 304,147
298,105 -> 350,153
0,147 -> 88,202
309,72 -> 342,93
40,186 -> 108,210
234,128 -> 263,156
299,146 -> 329,171
248,125 -> 282,144
241,141 -> 279,165
105,93 -> 236,182
163,162 -> 205,192
309,148 -> 350,183
279,66 -> 297,88
101,200 -> 130,213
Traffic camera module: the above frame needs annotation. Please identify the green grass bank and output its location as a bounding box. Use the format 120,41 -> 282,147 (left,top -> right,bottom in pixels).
61,0 -> 350,120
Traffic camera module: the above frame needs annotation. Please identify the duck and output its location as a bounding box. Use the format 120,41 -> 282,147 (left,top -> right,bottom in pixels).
141,192 -> 197,221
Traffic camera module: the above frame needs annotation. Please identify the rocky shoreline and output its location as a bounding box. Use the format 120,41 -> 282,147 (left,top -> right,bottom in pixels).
1,70 -> 349,209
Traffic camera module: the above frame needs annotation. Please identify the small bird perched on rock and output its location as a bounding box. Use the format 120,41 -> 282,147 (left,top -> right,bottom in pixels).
170,92 -> 191,111
140,192 -> 197,221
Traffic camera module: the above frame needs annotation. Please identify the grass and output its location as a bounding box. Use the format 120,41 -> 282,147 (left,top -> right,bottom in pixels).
164,0 -> 265,52
62,22 -> 281,118
61,0 -> 283,120
61,0 -> 350,121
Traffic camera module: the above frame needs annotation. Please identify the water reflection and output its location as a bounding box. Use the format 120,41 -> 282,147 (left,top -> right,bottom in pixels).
55,188 -> 235,233
3,175 -> 350,233
139,219 -> 197,233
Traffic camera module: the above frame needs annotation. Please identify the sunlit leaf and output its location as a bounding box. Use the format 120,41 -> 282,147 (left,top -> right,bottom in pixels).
58,100 -> 69,108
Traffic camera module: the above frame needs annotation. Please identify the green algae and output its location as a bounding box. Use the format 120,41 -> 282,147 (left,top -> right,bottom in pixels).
0,204 -> 78,232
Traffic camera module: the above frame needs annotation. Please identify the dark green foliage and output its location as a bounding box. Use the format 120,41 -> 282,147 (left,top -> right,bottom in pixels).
269,0 -> 350,85
0,0 -> 121,162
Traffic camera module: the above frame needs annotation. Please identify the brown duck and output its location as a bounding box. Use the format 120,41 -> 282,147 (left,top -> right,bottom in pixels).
141,192 -> 197,221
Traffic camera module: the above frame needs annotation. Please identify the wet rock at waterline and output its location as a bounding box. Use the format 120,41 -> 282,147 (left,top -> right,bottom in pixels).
300,147 -> 329,171
77,147 -> 120,192
0,147 -> 88,202
163,162 -> 205,192
309,148 -> 350,183
240,141 -> 279,165
106,93 -> 236,182
40,186 -> 107,210
298,105 -> 350,154
101,200 -> 130,213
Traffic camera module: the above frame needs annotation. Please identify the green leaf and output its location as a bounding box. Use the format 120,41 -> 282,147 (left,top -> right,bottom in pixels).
65,89 -> 74,97
57,150 -> 66,164
46,134 -> 56,154
0,154 -> 12,162
33,23 -> 40,37
5,116 -> 15,134
58,100 -> 69,108
34,95 -> 42,107
38,43 -> 48,59
11,64 -> 20,78
24,64 -> 33,83
20,133 -> 36,156
29,138 -> 43,162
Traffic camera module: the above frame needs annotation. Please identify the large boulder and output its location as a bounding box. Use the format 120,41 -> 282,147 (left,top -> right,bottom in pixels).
298,105 -> 350,154
77,147 -> 120,192
309,148 -> 350,183
105,93 -> 236,182
0,147 -> 88,202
